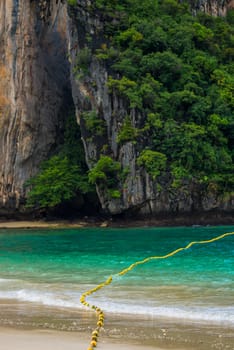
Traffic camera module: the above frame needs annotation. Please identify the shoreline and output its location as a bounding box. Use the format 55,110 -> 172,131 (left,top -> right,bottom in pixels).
0,215 -> 233,229
0,301 -> 233,350
0,220 -> 90,229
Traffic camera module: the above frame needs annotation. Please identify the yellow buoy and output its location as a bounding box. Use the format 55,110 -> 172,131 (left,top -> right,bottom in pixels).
81,231 -> 234,350
91,340 -> 97,347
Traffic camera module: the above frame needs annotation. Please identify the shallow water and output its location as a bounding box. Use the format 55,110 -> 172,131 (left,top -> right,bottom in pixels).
0,225 -> 233,329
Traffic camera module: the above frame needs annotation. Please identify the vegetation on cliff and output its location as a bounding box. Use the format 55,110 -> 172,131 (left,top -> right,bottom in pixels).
90,0 -> 234,194
26,0 -> 234,212
25,114 -> 95,210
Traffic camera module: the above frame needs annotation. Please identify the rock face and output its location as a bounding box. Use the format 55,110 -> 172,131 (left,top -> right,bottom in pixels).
67,0 -> 234,216
0,0 -> 71,214
189,0 -> 234,15
0,0 -> 233,218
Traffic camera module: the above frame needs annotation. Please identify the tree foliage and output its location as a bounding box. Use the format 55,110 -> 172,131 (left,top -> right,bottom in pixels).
137,150 -> 167,179
25,114 -> 94,209
91,1 -> 234,192
26,156 -> 88,208
88,156 -> 122,198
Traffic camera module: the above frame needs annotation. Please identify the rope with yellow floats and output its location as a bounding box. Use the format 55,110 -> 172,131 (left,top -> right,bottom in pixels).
80,231 -> 234,350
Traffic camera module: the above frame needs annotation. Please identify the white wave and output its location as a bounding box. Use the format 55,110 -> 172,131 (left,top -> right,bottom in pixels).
0,278 -> 20,284
95,300 -> 234,325
0,286 -> 233,326
0,289 -> 82,309
0,276 -> 233,326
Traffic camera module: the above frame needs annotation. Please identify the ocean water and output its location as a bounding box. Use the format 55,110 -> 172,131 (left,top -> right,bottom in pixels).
0,225 -> 233,329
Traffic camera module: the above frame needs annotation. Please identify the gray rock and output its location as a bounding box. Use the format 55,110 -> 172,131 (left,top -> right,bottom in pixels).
0,0 -> 71,212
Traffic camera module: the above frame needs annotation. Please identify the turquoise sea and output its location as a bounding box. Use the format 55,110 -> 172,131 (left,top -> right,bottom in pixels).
0,225 -> 233,332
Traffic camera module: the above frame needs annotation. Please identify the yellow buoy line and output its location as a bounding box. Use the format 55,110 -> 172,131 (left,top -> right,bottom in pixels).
80,231 -> 234,350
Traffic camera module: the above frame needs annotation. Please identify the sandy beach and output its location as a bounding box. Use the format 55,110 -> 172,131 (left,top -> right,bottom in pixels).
0,213 -> 233,229
0,327 -> 162,350
1,320 -> 234,350
0,220 -> 90,229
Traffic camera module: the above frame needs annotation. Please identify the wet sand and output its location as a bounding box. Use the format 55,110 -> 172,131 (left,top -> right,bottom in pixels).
0,301 -> 233,350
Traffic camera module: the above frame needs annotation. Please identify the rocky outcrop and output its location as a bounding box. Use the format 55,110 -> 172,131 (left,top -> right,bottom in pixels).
67,1 -> 234,216
0,0 -> 71,213
189,0 -> 234,15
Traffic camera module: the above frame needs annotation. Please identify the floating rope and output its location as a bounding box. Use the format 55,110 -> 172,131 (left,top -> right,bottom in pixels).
80,231 -> 234,350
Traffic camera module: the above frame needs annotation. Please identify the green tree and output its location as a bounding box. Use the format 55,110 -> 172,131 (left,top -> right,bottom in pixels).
88,155 -> 121,186
25,114 -> 94,209
88,155 -> 122,198
26,156 -> 89,209
117,116 -> 138,144
82,110 -> 106,137
137,150 -> 167,179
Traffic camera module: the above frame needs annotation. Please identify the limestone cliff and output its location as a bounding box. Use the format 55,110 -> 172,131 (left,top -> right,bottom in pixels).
189,0 -> 234,15
67,0 -> 234,216
0,0 -> 233,218
0,0 -> 71,214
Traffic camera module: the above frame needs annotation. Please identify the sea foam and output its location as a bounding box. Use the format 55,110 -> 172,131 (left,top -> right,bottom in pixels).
0,281 -> 233,326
